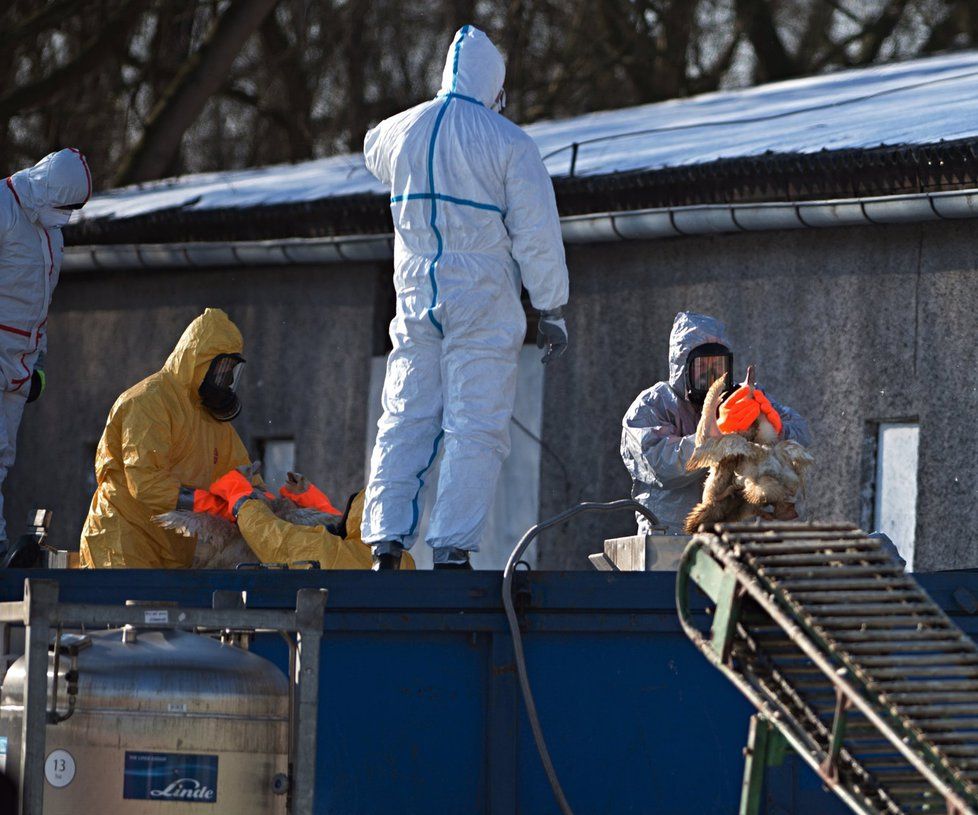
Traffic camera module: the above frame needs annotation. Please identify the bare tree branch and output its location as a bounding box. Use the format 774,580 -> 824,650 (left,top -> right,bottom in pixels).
0,0 -> 94,53
848,0 -> 911,65
0,0 -> 150,120
734,0 -> 800,81
114,0 -> 279,185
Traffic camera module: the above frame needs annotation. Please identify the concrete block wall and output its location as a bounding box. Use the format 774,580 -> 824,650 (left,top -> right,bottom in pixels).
7,262 -> 380,551
11,218 -> 978,571
540,220 -> 978,571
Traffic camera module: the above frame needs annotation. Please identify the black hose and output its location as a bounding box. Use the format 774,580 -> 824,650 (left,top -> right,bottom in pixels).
501,499 -> 660,815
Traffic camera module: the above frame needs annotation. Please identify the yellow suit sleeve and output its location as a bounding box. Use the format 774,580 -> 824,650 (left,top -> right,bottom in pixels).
236,500 -> 375,569
120,399 -> 181,515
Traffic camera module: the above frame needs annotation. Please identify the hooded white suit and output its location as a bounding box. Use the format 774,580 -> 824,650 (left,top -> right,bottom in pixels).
362,26 -> 568,561
0,149 -> 91,539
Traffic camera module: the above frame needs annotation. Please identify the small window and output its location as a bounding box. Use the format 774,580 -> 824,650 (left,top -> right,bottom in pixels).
259,438 -> 296,491
874,422 -> 919,571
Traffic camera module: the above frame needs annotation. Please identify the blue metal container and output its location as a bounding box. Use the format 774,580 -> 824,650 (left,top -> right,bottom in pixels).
1,569 -> 974,814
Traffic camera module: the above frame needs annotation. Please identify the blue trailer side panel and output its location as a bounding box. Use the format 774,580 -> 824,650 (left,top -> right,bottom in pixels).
2,569 -> 972,813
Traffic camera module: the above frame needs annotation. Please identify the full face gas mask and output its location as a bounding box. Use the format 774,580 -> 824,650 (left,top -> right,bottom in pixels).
684,343 -> 733,409
199,353 -> 245,421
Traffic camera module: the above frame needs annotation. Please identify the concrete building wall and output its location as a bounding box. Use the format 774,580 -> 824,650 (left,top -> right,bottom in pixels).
6,262 -> 381,551
10,218 -> 978,571
539,219 -> 978,571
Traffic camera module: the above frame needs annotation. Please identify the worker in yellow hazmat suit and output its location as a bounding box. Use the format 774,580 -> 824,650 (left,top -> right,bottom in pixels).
80,309 -> 251,568
203,472 -> 415,569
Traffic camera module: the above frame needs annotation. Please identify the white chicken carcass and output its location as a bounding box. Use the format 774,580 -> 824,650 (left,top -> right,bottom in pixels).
153,465 -> 339,568
684,366 -> 813,534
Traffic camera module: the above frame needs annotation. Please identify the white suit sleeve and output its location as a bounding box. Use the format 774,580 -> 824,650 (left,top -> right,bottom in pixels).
503,136 -> 568,312
363,124 -> 391,186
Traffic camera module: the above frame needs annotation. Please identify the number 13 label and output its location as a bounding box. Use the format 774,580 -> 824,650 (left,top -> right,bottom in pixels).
45,749 -> 75,788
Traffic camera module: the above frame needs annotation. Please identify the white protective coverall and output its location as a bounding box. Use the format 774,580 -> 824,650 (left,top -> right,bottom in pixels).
621,312 -> 812,535
362,26 -> 568,560
0,149 -> 91,539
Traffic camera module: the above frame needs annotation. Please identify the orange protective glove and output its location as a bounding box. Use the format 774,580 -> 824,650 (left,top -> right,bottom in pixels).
717,385 -> 761,433
191,490 -> 235,522
753,388 -> 783,436
279,481 -> 341,515
208,470 -> 264,519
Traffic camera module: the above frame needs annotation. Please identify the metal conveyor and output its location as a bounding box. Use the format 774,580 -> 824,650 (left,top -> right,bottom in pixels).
677,522 -> 978,815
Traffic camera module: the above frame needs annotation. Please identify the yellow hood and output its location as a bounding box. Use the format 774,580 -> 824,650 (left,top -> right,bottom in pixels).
162,308 -> 244,393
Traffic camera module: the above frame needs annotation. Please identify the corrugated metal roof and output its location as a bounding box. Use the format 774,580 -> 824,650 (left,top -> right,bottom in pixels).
67,50 -> 978,243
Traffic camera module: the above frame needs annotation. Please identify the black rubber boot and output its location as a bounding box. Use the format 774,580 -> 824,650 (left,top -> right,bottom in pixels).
433,556 -> 472,570
372,549 -> 402,571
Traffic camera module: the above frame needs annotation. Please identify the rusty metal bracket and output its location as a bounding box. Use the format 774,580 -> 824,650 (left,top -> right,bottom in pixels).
820,679 -> 852,783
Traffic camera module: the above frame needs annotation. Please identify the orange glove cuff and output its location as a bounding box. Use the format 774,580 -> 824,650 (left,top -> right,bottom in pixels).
192,489 -> 234,522
279,483 -> 341,515
209,470 -> 260,515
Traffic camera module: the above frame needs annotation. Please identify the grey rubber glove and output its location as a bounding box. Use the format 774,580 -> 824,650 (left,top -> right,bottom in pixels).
536,308 -> 568,364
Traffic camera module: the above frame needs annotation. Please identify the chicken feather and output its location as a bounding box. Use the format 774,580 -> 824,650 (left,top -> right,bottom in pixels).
683,367 -> 813,534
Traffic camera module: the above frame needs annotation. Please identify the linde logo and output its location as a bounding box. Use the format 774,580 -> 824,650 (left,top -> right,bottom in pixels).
123,751 -> 219,803
150,778 -> 216,801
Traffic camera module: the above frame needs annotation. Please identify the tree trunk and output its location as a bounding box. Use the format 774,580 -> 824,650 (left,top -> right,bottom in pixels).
259,8 -> 314,161
735,0 -> 799,82
114,0 -> 280,186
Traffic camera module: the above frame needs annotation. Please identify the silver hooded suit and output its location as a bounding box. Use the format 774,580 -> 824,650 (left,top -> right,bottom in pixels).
621,311 -> 811,535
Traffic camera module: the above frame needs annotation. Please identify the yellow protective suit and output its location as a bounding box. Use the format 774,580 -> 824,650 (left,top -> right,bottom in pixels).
80,309 -> 250,568
236,491 -> 415,569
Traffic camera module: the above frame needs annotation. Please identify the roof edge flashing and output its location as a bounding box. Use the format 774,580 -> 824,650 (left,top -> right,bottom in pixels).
61,188 -> 978,272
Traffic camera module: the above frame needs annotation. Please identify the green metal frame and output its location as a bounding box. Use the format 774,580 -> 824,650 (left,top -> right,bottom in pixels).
676,531 -> 977,815
740,715 -> 788,815
678,543 -> 793,815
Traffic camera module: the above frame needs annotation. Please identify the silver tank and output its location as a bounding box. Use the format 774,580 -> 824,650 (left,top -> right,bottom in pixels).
0,625 -> 288,814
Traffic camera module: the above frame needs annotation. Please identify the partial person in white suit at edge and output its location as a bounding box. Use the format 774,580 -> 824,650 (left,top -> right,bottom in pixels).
0,149 -> 91,549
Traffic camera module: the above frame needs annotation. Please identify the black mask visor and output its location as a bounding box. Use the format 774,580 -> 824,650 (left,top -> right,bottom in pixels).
199,353 -> 245,421
685,343 -> 732,407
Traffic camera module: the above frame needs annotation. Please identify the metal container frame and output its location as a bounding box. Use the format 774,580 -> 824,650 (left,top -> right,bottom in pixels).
0,579 -> 326,815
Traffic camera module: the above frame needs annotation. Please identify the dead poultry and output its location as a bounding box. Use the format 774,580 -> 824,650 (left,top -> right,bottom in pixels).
684,366 -> 813,534
154,465 -> 338,568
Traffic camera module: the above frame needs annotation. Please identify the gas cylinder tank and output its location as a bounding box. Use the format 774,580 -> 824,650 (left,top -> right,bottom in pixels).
0,624 -> 289,814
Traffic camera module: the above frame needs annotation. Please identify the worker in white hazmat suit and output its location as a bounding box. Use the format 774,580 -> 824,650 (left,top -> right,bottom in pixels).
362,25 -> 569,569
621,311 -> 811,535
0,149 -> 91,545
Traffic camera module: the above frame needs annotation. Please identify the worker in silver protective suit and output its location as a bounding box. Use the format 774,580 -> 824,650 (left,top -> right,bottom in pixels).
362,26 -> 569,570
0,149 -> 91,545
621,311 -> 811,535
